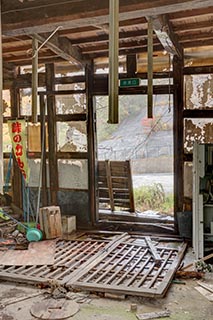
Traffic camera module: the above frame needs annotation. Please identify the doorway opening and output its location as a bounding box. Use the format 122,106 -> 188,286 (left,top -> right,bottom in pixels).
95,94 -> 174,222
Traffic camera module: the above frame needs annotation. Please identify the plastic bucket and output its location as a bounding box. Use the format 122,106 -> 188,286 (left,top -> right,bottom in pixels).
26,228 -> 43,242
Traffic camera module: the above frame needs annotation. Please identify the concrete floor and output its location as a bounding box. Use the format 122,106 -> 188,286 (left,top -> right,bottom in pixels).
0,276 -> 212,320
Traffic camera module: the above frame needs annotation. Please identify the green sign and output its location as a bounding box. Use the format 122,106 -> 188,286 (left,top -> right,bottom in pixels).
119,78 -> 142,88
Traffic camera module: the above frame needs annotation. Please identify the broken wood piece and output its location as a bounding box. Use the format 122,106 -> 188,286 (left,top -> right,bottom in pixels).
194,286 -> 213,302
175,270 -> 204,279
0,291 -> 44,309
104,292 -> 126,300
145,236 -> 162,266
136,310 -> 171,320
181,252 -> 213,271
197,281 -> 213,294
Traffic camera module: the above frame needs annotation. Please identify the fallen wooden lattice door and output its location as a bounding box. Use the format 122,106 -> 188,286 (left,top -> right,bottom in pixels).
0,239 -> 107,285
0,234 -> 186,297
65,236 -> 187,297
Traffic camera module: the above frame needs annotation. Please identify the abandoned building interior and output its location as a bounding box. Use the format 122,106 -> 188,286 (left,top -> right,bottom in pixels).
0,1 -> 213,319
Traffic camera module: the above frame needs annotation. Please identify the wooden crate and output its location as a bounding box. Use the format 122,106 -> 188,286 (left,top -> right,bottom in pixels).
39,206 -> 62,239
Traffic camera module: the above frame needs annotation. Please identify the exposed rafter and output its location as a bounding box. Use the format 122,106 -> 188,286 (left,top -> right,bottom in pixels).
151,14 -> 183,58
33,33 -> 88,65
2,0 -> 213,36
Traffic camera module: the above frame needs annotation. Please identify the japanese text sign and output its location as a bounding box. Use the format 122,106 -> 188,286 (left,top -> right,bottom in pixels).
8,120 -> 30,183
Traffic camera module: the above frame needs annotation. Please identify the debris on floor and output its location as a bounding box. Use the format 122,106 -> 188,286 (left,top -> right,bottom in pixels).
136,310 -> 171,320
30,298 -> 79,319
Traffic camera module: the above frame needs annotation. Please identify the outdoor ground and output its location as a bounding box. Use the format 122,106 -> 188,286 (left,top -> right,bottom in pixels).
0,276 -> 212,320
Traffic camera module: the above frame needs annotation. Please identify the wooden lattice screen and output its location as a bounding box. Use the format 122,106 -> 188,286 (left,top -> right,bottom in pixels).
98,160 -> 135,212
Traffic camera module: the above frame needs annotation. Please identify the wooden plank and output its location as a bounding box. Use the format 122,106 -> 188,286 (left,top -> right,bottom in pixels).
197,281 -> 213,294
136,311 -> 171,320
145,236 -> 162,266
195,286 -> 213,302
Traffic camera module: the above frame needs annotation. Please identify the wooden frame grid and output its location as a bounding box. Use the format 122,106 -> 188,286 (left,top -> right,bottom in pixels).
0,234 -> 186,297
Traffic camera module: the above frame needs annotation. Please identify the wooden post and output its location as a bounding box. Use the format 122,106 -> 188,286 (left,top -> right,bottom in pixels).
32,37 -> 38,123
173,55 -> 184,232
105,160 -> 115,211
147,17 -> 153,119
86,62 -> 98,225
0,2 -> 3,193
108,0 -> 119,124
39,93 -> 48,206
127,54 -> 137,78
10,84 -> 22,208
45,64 -> 58,205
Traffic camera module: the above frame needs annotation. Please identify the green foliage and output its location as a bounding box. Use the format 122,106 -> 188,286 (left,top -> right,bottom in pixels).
134,183 -> 173,214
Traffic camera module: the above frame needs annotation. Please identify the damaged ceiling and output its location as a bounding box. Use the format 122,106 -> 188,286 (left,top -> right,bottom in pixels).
1,0 -> 213,73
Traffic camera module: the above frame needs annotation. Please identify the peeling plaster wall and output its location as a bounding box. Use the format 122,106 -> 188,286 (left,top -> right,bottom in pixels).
185,74 -> 213,110
184,74 -> 213,201
184,119 -> 213,153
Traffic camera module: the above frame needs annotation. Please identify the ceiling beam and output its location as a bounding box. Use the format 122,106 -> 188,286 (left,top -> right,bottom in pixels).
151,14 -> 183,58
70,29 -> 148,45
2,0 -> 213,36
33,33 -> 89,65
174,20 -> 213,32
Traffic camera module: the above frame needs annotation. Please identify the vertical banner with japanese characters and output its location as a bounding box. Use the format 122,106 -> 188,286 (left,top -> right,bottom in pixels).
8,119 -> 30,183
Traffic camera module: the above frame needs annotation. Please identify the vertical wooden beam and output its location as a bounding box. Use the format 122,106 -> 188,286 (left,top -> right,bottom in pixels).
39,93 -> 48,206
0,2 -> 3,193
126,160 -> 135,212
147,17 -> 153,119
86,62 -> 98,225
108,0 -> 119,124
105,160 -> 115,211
173,55 -> 184,232
10,84 -> 22,208
45,63 -> 58,205
126,54 -> 137,78
32,37 -> 38,123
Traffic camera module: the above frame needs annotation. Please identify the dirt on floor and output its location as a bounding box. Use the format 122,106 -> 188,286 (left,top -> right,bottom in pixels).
0,276 -> 212,320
